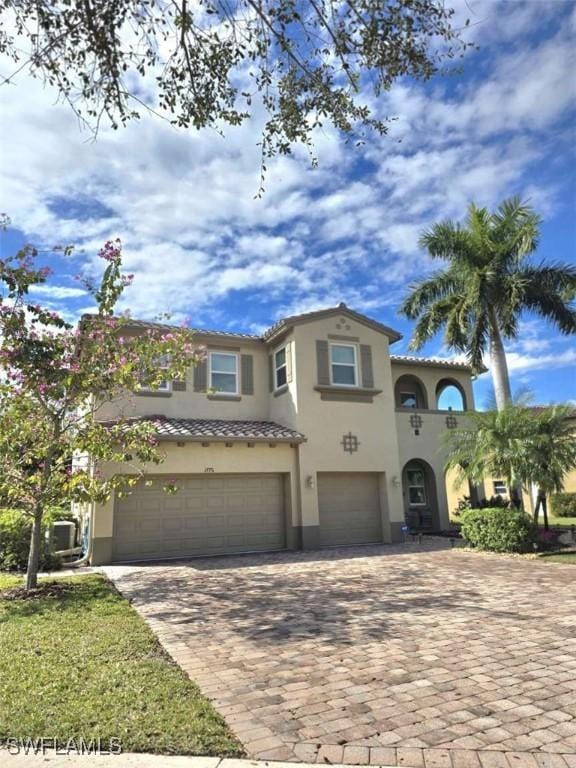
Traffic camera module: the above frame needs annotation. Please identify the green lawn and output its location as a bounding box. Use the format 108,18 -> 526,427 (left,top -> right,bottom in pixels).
0,574 -> 243,756
547,515 -> 576,528
537,549 -> 576,564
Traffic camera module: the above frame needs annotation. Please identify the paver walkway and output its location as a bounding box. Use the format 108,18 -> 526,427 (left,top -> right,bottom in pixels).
104,542 -> 576,767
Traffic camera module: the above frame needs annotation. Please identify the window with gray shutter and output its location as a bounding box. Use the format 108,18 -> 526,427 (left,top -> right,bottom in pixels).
316,340 -> 330,385
360,344 -> 374,388
241,354 -> 254,395
193,359 -> 207,392
268,355 -> 274,392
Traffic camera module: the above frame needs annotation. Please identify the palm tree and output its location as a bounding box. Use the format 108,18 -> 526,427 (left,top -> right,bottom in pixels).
514,406 -> 576,530
444,406 -> 528,509
445,405 -> 576,525
400,197 -> 576,410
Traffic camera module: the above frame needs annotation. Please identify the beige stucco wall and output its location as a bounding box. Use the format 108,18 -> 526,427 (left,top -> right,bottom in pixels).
88,312 -> 482,561
95,336 -> 271,423
563,468 -> 576,495
284,315 -> 405,541
391,361 -> 476,412
392,362 -> 477,529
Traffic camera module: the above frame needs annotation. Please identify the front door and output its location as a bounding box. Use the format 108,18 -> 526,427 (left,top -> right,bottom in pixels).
403,462 -> 435,530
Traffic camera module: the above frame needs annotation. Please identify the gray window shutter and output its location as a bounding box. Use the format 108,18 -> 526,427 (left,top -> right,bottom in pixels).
241,354 -> 254,395
172,379 -> 187,391
268,354 -> 274,392
316,340 -> 330,386
360,344 -> 374,388
193,359 -> 207,392
286,341 -> 293,383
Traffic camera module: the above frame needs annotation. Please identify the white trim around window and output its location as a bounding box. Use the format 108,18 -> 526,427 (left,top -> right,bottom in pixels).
274,345 -> 288,390
329,342 -> 358,387
493,480 -> 508,496
209,351 -> 239,395
138,355 -> 172,393
138,378 -> 171,393
407,467 -> 427,506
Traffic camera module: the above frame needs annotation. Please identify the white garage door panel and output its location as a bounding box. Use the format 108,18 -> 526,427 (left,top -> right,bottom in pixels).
318,472 -> 382,547
113,473 -> 285,561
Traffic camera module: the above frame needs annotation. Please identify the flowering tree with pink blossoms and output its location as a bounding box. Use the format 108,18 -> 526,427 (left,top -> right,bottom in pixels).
0,237 -> 201,590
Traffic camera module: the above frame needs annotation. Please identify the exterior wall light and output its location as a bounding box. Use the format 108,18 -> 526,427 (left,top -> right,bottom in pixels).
306,475 -> 315,489
391,475 -> 401,487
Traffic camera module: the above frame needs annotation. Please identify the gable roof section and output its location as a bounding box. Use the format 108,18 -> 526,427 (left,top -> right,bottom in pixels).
263,303 -> 402,343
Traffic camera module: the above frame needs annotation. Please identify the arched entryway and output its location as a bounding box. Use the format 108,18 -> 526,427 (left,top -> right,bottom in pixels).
402,459 -> 439,530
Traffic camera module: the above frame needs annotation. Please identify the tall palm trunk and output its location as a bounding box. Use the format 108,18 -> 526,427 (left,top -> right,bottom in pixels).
488,315 -> 512,411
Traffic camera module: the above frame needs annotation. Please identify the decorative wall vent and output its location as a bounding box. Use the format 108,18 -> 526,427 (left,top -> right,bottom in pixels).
335,318 -> 352,331
409,414 -> 423,429
341,432 -> 360,454
445,414 -> 458,429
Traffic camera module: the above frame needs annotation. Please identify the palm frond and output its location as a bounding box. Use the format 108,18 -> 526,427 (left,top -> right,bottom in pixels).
491,196 -> 540,263
407,295 -> 465,351
399,270 -> 461,320
419,222 -> 474,264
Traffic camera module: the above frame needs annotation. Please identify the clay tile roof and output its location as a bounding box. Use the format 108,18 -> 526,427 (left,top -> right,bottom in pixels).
390,354 -> 477,372
136,416 -> 306,443
118,318 -> 260,340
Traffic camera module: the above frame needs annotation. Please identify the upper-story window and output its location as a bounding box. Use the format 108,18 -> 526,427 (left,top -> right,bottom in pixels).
138,355 -> 171,393
274,347 -> 287,389
209,351 -> 238,394
330,343 -> 357,386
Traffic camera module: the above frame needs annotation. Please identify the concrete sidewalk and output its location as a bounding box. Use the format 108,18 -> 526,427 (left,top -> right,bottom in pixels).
3,754 -> 576,768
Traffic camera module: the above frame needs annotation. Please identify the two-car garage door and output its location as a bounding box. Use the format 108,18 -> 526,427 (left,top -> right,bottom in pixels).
113,473 -> 285,562
112,471 -> 384,562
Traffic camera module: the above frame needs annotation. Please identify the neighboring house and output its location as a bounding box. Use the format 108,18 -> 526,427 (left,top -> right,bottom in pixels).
445,409 -> 576,519
85,304 -> 477,564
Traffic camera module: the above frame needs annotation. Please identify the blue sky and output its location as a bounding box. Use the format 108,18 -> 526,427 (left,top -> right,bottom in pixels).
0,0 -> 575,407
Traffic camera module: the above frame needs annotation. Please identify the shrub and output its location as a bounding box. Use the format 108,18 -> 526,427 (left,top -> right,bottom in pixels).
453,494 -> 509,516
550,492 -> 576,518
460,507 -> 537,553
0,508 -> 74,572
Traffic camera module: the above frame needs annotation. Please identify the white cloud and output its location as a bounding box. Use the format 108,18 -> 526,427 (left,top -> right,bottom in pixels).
29,285 -> 87,299
506,349 -> 576,374
0,0 -> 573,341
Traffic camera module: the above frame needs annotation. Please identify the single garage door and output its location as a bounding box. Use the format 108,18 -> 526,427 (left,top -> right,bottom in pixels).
113,473 -> 285,562
318,472 -> 382,547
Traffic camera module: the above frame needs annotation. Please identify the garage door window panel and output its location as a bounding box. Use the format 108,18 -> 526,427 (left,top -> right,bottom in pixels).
210,352 -> 238,394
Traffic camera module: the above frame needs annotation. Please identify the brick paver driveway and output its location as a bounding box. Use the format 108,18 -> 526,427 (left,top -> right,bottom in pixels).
104,542 -> 576,767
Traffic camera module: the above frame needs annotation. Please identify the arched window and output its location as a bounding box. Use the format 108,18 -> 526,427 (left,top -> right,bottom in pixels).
394,374 -> 429,410
436,379 -> 466,411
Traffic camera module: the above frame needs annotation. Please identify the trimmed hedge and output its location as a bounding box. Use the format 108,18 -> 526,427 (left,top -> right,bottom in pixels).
460,507 -> 537,553
0,508 -> 74,572
550,492 -> 576,518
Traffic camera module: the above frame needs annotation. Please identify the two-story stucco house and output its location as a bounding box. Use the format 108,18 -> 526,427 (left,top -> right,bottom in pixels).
86,304 -> 476,565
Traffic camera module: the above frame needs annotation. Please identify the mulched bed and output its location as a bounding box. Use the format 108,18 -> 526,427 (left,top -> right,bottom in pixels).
0,581 -> 77,601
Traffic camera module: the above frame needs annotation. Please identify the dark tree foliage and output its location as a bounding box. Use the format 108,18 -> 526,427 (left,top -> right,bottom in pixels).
0,1 -> 472,162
